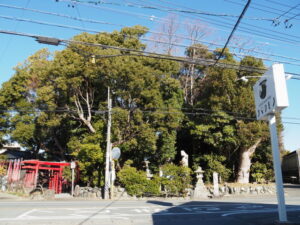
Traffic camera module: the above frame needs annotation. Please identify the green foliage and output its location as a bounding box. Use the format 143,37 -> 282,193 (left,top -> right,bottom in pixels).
160,163 -> 191,196
200,154 -> 231,183
178,49 -> 272,183
0,155 -> 7,176
0,25 -> 277,187
118,162 -> 191,197
251,143 -> 274,183
68,126 -> 104,186
250,162 -> 273,183
118,160 -> 160,197
0,165 -> 6,176
62,166 -> 72,183
191,112 -> 237,148
0,26 -> 183,185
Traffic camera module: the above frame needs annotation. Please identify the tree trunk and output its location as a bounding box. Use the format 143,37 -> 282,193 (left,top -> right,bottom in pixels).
236,139 -> 261,183
74,88 -> 96,134
189,48 -> 195,106
54,135 -> 65,160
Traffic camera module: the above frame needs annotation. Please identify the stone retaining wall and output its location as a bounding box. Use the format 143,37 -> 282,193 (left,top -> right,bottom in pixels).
206,183 -> 276,196
71,183 -> 276,199
73,185 -> 102,198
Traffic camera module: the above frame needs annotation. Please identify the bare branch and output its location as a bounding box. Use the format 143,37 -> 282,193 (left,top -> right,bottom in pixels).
147,14 -> 182,55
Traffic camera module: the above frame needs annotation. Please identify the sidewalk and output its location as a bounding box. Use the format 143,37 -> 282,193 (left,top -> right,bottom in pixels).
0,191 -> 23,200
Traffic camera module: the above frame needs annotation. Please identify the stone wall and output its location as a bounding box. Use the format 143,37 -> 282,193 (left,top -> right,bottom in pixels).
73,185 -> 102,198
206,183 -> 276,196
71,183 -> 276,200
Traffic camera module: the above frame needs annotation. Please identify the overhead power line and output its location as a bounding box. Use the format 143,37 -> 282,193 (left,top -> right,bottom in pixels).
275,2 -> 300,20
56,0 -> 274,21
0,3 -> 122,27
214,0 -> 251,65
132,0 -> 300,47
225,0 -> 300,26
2,106 -> 300,125
56,0 -> 300,47
2,29 -> 300,76
158,0 -> 300,44
285,13 -> 300,24
2,12 -> 300,66
3,3 -> 300,63
3,105 -> 300,121
265,0 -> 300,10
225,0 -> 300,18
0,14 -> 101,33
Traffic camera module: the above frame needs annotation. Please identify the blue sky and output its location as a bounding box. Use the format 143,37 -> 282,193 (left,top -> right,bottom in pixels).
0,0 -> 300,150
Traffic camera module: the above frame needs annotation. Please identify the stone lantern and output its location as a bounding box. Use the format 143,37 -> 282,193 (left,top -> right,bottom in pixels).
195,166 -> 204,185
192,166 -> 209,199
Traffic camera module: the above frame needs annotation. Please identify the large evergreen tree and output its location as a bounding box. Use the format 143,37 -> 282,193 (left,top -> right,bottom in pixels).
0,26 -> 183,185
0,25 -> 279,185
178,48 -> 271,183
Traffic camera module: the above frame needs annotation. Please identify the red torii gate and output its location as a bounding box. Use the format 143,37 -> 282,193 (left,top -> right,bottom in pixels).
22,160 -> 70,194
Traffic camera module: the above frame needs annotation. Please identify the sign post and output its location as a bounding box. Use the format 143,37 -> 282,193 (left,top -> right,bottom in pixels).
110,147 -> 121,199
70,161 -> 76,196
253,64 -> 289,222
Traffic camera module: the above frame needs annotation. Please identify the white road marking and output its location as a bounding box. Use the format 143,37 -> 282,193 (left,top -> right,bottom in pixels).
222,207 -> 300,217
222,209 -> 276,217
182,207 -> 192,211
34,210 -> 54,213
153,208 -> 162,213
236,205 -> 263,209
0,205 -> 299,222
133,209 -> 142,213
16,209 -> 37,218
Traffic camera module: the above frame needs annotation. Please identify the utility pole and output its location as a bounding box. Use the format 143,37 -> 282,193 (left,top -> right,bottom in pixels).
104,86 -> 112,199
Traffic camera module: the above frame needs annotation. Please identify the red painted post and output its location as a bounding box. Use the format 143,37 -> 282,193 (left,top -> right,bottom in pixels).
49,171 -> 53,191
7,160 -> 12,183
58,167 -> 63,194
34,161 -> 39,188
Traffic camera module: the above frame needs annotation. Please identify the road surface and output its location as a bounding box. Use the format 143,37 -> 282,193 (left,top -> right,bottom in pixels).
0,184 -> 299,225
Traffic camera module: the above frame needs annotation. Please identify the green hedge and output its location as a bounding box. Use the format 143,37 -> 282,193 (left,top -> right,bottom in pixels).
118,161 -> 191,197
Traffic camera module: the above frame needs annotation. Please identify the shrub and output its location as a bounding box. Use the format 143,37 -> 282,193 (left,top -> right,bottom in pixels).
118,161 -> 192,197
118,160 -> 160,197
0,165 -> 6,177
250,162 -> 272,183
145,175 -> 161,196
160,163 -> 191,196
200,154 -> 231,183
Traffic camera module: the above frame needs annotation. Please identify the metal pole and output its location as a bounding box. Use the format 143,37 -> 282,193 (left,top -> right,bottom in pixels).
110,159 -> 116,199
268,114 -> 287,222
71,168 -> 74,196
104,87 -> 112,199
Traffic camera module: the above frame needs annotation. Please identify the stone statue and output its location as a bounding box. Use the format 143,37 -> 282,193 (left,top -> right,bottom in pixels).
144,160 -> 153,179
180,150 -> 189,167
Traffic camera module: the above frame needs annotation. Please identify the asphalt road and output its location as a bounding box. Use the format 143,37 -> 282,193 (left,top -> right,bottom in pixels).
0,185 -> 299,225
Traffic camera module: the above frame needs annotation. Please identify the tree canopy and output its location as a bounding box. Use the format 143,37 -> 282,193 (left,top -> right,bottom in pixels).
0,25 -> 280,185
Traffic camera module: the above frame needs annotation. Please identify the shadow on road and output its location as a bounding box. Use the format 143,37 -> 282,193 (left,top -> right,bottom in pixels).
147,200 -> 173,207
149,200 -> 300,225
284,184 -> 300,189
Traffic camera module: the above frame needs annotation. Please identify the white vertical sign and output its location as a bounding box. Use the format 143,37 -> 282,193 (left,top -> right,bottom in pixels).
253,64 -> 288,120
